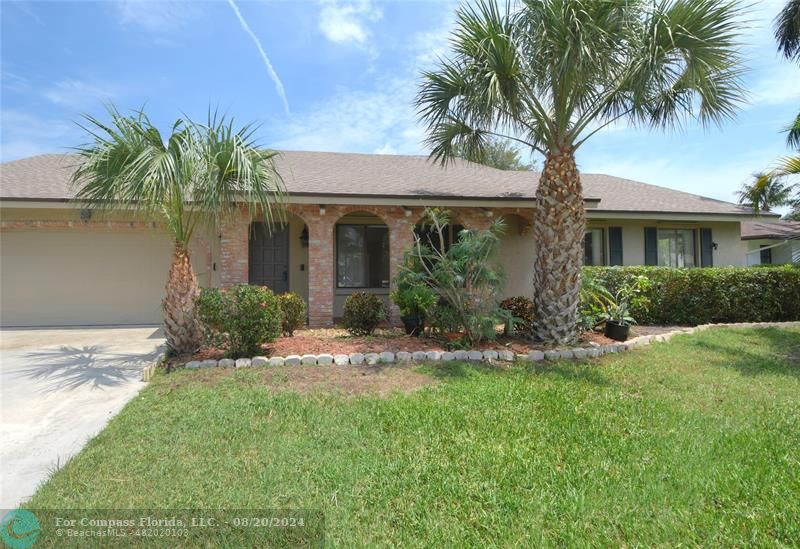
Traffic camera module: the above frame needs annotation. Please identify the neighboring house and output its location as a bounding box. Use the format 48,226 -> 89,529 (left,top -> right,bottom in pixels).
0,152 -> 770,328
742,220 -> 800,266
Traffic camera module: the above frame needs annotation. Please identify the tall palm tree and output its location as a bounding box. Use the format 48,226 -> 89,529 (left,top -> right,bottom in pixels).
73,107 -> 285,353
417,0 -> 746,343
736,172 -> 795,214
775,0 -> 800,63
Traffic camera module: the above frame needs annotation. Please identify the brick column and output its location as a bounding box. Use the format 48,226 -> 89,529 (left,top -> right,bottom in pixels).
220,215 -> 249,287
306,213 -> 335,327
388,212 -> 417,325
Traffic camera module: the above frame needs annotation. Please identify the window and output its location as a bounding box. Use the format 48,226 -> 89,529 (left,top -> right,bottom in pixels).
583,228 -> 604,266
657,229 -> 696,267
336,225 -> 390,288
414,223 -> 464,253
760,245 -> 773,265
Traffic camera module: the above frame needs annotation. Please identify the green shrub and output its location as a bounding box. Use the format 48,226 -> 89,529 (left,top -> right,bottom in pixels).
196,284 -> 282,358
342,292 -> 386,336
390,281 -> 437,318
401,208 -> 507,346
500,296 -> 534,336
278,292 -> 307,336
584,266 -> 800,325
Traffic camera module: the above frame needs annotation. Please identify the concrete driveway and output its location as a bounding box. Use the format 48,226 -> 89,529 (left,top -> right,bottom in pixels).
0,326 -> 164,509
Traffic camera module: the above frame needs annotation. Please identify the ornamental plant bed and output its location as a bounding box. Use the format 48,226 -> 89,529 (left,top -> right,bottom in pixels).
173,325 -> 658,366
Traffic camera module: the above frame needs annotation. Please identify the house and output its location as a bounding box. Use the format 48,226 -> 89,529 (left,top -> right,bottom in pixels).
742,220 -> 800,265
0,151 -> 769,328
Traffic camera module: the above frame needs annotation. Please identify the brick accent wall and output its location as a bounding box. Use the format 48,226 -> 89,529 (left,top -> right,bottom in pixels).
219,214 -> 249,287
217,204 -> 531,327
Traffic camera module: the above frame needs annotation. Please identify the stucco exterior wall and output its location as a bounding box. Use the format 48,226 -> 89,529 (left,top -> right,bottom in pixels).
0,207 -> 215,326
0,204 -> 750,327
585,219 -> 746,267
745,239 -> 800,265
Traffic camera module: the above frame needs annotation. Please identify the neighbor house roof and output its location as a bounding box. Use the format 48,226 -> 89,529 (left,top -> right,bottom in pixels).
0,151 -> 760,217
741,220 -> 800,240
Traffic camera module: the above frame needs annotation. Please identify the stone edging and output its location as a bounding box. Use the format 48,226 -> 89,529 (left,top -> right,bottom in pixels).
183,321 -> 800,370
142,351 -> 167,382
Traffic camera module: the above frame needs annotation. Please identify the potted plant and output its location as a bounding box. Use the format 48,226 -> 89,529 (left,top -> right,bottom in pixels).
390,283 -> 437,336
601,275 -> 651,341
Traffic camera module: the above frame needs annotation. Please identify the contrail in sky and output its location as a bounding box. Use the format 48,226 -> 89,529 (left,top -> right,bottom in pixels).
226,0 -> 290,114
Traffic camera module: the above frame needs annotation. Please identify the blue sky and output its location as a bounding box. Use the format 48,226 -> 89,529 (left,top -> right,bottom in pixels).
1,0 -> 798,205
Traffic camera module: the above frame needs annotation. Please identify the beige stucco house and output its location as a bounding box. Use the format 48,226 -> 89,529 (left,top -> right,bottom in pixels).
0,152 -> 770,327
742,220 -> 800,266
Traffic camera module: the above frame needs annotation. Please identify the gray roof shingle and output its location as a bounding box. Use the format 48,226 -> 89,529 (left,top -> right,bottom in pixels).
0,151 -> 758,217
741,220 -> 800,240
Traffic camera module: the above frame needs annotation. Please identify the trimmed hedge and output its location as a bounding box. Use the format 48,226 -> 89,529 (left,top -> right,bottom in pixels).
584,266 -> 800,325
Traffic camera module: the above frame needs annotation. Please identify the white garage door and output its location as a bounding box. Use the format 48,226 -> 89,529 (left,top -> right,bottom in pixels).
0,230 -> 173,327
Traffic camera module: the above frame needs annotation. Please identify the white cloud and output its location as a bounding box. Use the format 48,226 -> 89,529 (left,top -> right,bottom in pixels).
41,79 -> 116,110
374,143 -> 396,155
750,65 -> 800,106
272,77 -> 424,155
0,110 -> 77,162
114,0 -> 195,31
318,0 -> 382,46
226,0 -> 290,114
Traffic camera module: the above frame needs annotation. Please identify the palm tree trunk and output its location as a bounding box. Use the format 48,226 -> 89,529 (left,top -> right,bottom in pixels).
531,147 -> 586,344
162,243 -> 202,353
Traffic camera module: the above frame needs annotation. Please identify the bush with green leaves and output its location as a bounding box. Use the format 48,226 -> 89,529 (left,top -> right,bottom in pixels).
278,292 -> 307,336
500,296 -> 534,336
584,266 -> 800,325
195,284 -> 281,358
578,271 -> 615,330
342,292 -> 386,336
403,208 -> 507,346
390,264 -> 437,318
599,275 -> 651,326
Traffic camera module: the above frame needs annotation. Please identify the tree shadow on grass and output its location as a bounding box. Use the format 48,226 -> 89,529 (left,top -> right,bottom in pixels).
17,345 -> 162,393
684,327 -> 800,378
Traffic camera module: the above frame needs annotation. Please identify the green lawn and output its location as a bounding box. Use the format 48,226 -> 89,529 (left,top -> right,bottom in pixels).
27,327 -> 800,546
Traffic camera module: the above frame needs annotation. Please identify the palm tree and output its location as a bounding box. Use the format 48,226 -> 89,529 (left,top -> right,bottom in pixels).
72,107 -> 285,353
775,0 -> 800,63
416,0 -> 746,343
736,172 -> 795,214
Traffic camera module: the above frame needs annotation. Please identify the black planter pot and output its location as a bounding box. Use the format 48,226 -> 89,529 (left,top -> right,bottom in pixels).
401,314 -> 425,336
604,320 -> 631,341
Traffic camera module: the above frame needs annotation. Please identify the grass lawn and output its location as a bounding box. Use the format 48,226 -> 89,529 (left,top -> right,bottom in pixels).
27,327 -> 800,546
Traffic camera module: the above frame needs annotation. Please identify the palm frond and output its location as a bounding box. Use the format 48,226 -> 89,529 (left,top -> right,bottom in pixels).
72,105 -> 286,246
775,0 -> 800,62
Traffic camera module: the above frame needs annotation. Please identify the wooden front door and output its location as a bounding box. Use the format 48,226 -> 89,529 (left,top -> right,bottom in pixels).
248,223 -> 289,293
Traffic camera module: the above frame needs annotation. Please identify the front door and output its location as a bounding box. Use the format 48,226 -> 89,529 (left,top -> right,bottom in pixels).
249,223 -> 289,293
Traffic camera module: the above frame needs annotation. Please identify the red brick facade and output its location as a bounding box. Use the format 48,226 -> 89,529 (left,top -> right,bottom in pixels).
218,204 -> 533,327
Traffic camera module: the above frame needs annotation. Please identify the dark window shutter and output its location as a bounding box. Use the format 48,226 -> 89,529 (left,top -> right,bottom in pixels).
644,227 -> 658,266
700,228 -> 713,267
583,232 -> 593,266
608,227 -> 623,266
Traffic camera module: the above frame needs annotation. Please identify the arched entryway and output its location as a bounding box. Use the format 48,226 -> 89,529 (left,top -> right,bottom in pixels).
248,212 -> 309,304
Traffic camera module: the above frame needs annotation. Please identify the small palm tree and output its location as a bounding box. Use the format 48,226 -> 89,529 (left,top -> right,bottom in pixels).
737,172 -> 795,214
417,0 -> 746,343
73,107 -> 285,353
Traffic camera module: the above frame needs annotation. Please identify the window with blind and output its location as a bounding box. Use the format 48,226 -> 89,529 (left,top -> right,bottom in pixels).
336,225 -> 390,288
656,229 -> 696,267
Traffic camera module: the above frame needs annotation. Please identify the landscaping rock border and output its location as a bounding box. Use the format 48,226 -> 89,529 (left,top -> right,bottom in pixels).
181,321 -> 800,369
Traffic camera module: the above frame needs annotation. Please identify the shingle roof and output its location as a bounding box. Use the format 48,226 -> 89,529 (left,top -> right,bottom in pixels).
741,220 -> 800,240
0,151 -> 759,217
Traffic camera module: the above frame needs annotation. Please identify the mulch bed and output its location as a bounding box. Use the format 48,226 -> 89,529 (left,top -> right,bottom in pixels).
175,326 -> 690,365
